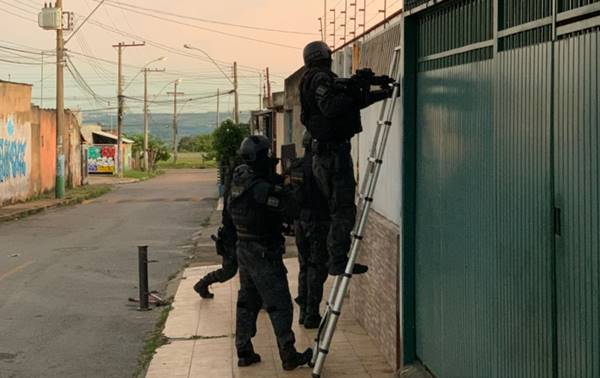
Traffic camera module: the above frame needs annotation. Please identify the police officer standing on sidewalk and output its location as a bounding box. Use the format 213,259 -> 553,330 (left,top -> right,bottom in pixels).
300,41 -> 393,276
228,135 -> 312,370
294,130 -> 330,329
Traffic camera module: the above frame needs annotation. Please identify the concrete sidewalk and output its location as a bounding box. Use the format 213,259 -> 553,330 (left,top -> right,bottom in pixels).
146,259 -> 394,378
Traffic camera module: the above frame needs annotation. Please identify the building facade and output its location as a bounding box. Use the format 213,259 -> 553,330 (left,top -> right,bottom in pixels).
0,80 -> 82,205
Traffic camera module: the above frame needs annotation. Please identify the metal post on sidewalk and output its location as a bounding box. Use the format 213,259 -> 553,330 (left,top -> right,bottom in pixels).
138,245 -> 149,311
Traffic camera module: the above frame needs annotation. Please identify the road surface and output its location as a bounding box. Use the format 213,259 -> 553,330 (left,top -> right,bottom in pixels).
0,169 -> 218,378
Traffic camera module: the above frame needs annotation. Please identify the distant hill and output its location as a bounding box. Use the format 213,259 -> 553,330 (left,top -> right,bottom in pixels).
83,111 -> 251,145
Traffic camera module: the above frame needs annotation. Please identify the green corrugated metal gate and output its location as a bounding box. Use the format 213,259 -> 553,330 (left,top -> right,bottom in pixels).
402,0 -> 599,377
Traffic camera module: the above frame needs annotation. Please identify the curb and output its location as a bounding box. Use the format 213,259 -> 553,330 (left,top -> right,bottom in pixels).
0,189 -> 110,223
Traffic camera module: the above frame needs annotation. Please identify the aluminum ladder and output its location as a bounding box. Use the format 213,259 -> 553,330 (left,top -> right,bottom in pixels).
311,46 -> 402,378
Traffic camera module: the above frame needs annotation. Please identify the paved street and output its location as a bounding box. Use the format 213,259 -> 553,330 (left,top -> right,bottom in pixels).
0,169 -> 218,378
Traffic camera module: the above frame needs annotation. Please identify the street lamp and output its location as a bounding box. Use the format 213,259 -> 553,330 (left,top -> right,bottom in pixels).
183,44 -> 233,85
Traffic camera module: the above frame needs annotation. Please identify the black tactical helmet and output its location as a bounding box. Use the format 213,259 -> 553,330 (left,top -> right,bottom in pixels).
303,41 -> 332,67
302,129 -> 313,149
239,135 -> 271,163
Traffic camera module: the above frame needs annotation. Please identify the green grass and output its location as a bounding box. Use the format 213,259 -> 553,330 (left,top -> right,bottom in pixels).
66,184 -> 112,202
132,305 -> 172,378
123,169 -> 164,181
156,152 -> 218,169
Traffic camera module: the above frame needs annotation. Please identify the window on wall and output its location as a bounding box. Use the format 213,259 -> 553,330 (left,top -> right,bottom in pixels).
284,111 -> 293,144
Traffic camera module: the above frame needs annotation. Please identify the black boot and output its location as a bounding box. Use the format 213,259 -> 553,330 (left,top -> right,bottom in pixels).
303,314 -> 321,329
193,277 -> 214,299
328,260 -> 368,276
282,348 -> 313,371
238,351 -> 261,367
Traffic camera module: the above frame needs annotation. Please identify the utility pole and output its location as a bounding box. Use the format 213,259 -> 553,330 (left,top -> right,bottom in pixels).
265,67 -> 272,108
233,61 -> 239,124
55,0 -> 65,198
143,67 -> 165,171
113,41 -> 145,177
216,88 -> 220,127
329,8 -> 337,49
167,81 -> 184,164
259,72 -> 263,109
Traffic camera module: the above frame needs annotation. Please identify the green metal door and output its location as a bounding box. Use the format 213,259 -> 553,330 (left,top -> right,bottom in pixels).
554,30 -> 600,378
414,42 -> 555,378
408,0 -> 600,376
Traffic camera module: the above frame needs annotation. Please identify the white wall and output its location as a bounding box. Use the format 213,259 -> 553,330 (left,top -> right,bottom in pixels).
355,98 -> 402,225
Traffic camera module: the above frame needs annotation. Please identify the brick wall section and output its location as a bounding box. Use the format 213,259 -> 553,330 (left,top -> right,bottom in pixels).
349,210 -> 400,370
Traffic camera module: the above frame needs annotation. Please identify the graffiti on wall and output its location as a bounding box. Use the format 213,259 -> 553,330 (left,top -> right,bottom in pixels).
88,145 -> 116,174
0,116 -> 31,202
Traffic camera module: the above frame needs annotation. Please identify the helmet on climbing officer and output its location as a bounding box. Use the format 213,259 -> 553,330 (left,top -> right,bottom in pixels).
303,41 -> 332,68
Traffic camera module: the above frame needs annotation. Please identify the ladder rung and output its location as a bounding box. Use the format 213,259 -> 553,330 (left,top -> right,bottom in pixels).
352,233 -> 364,240
367,157 -> 383,164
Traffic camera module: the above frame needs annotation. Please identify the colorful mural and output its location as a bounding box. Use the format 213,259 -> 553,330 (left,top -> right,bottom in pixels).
0,115 -> 31,203
87,145 -> 116,174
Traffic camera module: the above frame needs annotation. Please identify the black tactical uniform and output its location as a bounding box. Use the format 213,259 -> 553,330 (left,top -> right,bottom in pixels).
294,132 -> 330,328
193,160 -> 239,299
228,135 -> 311,370
300,41 -> 391,275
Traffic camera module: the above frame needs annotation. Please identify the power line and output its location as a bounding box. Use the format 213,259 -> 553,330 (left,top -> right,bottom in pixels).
97,0 -> 317,36
96,1 -> 301,50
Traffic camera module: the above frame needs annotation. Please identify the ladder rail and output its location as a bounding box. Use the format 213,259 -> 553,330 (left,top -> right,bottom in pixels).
312,46 -> 402,377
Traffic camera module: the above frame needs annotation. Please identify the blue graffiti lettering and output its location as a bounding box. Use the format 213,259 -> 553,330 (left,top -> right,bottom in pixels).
0,139 -> 28,183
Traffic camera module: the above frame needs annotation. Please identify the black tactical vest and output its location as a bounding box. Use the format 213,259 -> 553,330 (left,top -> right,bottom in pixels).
300,67 -> 363,142
228,167 -> 282,241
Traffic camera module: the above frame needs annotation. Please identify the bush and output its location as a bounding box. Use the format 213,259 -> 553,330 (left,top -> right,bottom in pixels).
212,119 -> 249,163
126,133 -> 171,170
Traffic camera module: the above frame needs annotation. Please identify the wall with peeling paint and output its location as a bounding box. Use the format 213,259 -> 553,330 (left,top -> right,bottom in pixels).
0,81 -> 82,206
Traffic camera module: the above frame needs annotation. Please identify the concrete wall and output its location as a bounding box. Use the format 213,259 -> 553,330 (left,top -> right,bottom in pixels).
0,81 -> 82,206
284,67 -> 306,157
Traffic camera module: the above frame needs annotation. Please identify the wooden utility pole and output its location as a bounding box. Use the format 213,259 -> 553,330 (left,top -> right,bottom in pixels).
233,61 -> 239,124
55,0 -> 65,197
265,67 -> 272,108
113,41 -> 145,176
167,81 -> 184,164
259,72 -> 263,109
143,67 -> 165,171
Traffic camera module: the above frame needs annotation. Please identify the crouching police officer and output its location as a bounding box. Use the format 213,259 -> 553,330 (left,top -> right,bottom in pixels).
300,41 -> 393,276
294,130 -> 329,329
194,158 -> 240,298
228,135 -> 312,370
193,206 -> 238,298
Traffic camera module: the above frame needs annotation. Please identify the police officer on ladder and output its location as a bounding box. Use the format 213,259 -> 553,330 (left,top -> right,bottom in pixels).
228,135 -> 312,370
300,41 -> 393,276
293,130 -> 330,329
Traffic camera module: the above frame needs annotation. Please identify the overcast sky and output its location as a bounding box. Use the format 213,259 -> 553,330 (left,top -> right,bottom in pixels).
0,0 -> 400,115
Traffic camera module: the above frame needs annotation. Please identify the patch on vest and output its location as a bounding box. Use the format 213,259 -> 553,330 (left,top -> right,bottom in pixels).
315,84 -> 329,98
267,196 -> 280,208
231,186 -> 243,198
